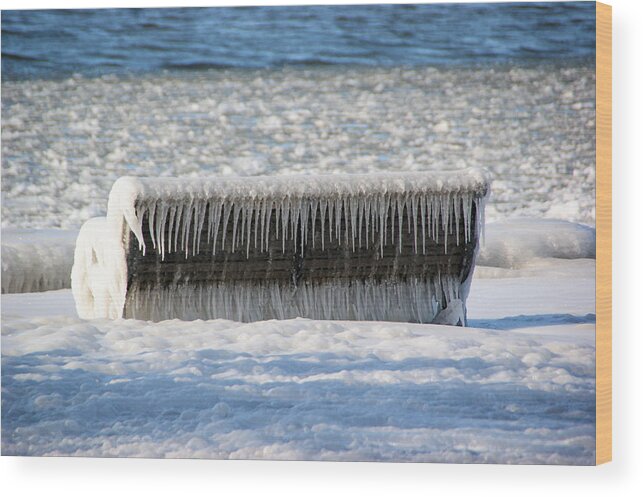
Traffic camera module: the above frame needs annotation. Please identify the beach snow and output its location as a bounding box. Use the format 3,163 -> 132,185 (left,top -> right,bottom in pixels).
1,221 -> 596,463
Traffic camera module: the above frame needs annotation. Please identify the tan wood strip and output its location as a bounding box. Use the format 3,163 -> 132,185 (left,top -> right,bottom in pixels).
596,1 -> 612,465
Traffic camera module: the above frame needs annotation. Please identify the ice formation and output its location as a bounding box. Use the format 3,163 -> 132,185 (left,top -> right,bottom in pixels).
477,218 -> 596,269
124,276 -> 464,323
72,170 -> 489,322
108,170 -> 489,257
1,229 -> 77,294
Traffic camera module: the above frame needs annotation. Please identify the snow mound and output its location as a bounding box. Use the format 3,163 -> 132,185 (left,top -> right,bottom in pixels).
1,229 -> 78,294
477,219 -> 595,269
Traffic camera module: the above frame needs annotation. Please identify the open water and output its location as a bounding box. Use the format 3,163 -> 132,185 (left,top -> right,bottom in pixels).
2,2 -> 595,80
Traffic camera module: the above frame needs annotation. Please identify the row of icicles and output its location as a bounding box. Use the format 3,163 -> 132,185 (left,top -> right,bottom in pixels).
132,191 -> 485,259
125,274 -> 464,323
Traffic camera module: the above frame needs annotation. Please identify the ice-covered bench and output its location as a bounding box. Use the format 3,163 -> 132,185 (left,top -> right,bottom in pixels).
72,170 -> 489,324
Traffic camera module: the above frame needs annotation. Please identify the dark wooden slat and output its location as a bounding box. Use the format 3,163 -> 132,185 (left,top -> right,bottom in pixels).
126,202 -> 477,289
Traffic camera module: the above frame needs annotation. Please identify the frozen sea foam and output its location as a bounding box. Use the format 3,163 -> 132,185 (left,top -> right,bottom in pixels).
1,64 -> 595,229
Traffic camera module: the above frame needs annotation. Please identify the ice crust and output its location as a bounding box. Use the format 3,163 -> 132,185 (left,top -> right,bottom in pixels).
73,170 -> 489,322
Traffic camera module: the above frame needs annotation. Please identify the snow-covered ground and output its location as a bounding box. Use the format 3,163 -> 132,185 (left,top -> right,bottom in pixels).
1,221 -> 596,463
1,63 -> 596,464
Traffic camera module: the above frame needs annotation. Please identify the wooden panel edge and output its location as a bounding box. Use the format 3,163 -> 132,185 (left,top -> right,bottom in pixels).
595,1 -> 612,466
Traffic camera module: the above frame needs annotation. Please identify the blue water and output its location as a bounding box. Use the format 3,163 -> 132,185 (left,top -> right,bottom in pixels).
2,3 -> 595,80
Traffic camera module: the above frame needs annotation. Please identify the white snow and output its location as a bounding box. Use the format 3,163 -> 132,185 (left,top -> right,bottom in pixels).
1,261 -> 596,463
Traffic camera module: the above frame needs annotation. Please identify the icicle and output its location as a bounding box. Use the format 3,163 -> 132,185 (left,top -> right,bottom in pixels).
211,202 -> 222,255
420,195 -> 426,254
264,199 -> 273,252
252,201 -> 260,250
147,201 -> 157,251
453,194 -> 460,246
389,196 -> 396,250
182,199 -> 195,258
167,204 -> 177,257
275,202 -> 281,242
462,194 -> 470,244
125,273 -> 466,323
411,194 -> 418,254
194,201 -> 206,256
281,200 -> 289,253
378,195 -> 386,257
441,193 -> 449,253
357,197 -> 365,249
319,198 -> 327,250
240,202 -> 247,250
300,199 -> 310,255
350,197 -> 358,252
447,193 -> 453,242
425,196 -> 432,246
327,198 -> 334,243
154,201 -> 163,259
310,199 -> 319,248
397,196 -> 404,253
206,202 -> 213,247
334,198 -> 342,244
364,197 -> 371,250
229,203 -> 240,253
405,196 -> 414,250
220,202 -> 232,252
244,200 -> 252,257
291,198 -> 301,252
